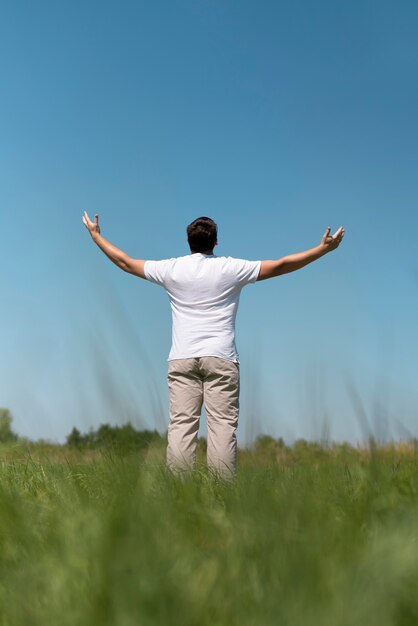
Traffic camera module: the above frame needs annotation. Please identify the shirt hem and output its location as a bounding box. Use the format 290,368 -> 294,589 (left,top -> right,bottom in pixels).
167,353 -> 240,363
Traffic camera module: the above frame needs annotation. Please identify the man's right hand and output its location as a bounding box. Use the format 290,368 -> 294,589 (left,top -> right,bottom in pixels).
257,225 -> 346,280
82,211 -> 101,239
320,226 -> 345,253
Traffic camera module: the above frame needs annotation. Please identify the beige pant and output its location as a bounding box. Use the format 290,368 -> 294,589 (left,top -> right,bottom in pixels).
167,357 -> 240,477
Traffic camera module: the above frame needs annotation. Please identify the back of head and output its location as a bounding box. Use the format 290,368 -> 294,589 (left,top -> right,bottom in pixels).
187,217 -> 218,253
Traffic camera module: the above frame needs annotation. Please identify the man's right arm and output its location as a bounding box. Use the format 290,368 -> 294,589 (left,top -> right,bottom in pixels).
82,211 -> 146,279
257,226 -> 345,281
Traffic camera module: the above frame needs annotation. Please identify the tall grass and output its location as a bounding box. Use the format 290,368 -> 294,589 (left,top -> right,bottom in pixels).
1,441 -> 418,625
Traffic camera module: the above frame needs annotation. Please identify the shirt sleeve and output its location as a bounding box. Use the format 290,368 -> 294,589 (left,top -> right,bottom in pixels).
144,259 -> 171,286
231,259 -> 261,287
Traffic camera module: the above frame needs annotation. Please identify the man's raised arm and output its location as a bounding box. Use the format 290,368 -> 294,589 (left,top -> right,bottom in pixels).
257,226 -> 345,281
82,211 -> 146,279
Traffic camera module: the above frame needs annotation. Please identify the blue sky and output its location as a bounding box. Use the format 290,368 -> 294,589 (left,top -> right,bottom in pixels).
1,0 -> 417,444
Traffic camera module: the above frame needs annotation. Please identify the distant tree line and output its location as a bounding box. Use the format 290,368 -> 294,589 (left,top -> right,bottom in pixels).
66,423 -> 164,452
0,408 -> 163,451
3,407 -> 418,456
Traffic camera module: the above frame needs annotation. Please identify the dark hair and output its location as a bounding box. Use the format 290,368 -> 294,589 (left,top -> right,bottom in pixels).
187,217 -> 218,253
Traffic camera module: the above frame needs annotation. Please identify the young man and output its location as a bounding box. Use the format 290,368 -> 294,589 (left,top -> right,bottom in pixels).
83,212 -> 344,476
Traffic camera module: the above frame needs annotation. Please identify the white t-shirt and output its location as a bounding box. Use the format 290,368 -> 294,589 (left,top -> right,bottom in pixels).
144,254 -> 261,362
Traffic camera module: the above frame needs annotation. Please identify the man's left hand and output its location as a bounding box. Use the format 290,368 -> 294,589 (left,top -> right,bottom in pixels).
82,211 -> 101,239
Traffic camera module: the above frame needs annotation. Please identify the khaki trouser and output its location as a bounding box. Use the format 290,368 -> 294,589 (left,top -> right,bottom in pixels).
167,357 -> 240,478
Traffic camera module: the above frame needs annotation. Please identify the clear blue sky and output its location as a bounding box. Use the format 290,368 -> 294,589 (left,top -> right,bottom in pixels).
1,0 -> 417,444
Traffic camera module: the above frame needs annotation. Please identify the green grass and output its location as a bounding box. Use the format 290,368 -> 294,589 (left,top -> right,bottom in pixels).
1,441 -> 418,625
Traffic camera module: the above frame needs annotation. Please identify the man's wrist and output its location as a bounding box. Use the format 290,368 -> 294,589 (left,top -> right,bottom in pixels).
91,231 -> 101,244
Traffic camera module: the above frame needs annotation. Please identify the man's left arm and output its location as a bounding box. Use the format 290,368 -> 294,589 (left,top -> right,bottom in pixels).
82,211 -> 146,278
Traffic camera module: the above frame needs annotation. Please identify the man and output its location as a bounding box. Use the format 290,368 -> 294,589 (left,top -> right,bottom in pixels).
83,212 -> 344,477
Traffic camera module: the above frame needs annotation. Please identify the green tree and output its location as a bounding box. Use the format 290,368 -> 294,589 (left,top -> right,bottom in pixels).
0,409 -> 18,443
66,422 -> 163,452
66,427 -> 85,448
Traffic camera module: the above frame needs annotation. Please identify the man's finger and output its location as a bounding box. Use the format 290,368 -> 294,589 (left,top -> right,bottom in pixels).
94,214 -> 99,225
332,226 -> 343,239
323,226 -> 331,240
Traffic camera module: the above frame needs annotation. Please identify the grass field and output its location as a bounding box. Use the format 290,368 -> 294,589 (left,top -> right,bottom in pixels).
1,438 -> 418,625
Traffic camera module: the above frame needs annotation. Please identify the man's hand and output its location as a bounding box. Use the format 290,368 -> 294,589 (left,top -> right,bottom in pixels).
81,210 -> 146,278
320,226 -> 345,253
82,211 -> 101,239
257,225 -> 346,281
